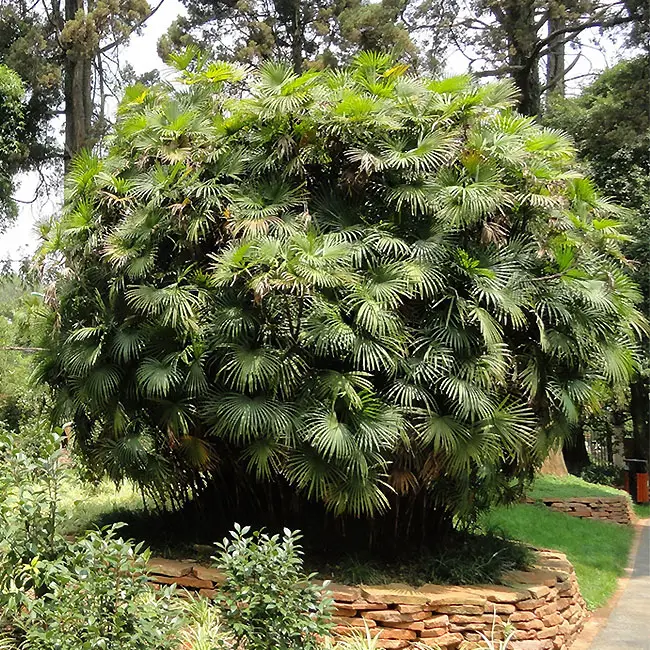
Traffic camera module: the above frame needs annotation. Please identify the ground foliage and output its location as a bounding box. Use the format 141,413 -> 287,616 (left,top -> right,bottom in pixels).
36,53 -> 645,548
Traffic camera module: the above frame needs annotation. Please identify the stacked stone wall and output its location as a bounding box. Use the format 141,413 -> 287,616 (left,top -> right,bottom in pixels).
524,496 -> 632,525
148,550 -> 587,650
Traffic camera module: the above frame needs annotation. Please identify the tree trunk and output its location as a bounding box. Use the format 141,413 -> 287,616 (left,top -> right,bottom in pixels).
546,10 -> 566,97
290,2 -> 304,74
563,423 -> 590,474
630,377 -> 649,459
540,446 -> 568,476
64,0 -> 93,170
609,408 -> 627,466
498,0 -> 541,116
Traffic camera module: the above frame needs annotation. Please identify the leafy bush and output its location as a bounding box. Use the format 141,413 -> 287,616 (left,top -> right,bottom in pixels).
18,527 -> 184,650
36,53 -> 644,546
214,524 -> 332,650
579,464 -> 622,488
0,428 -> 67,610
0,428 -> 193,650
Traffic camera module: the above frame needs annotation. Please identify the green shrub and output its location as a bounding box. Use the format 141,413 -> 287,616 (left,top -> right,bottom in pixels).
0,428 -> 67,611
18,527 -> 184,650
214,524 -> 332,650
579,464 -> 622,488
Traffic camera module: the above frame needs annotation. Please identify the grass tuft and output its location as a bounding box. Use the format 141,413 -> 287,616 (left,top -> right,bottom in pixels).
313,532 -> 532,587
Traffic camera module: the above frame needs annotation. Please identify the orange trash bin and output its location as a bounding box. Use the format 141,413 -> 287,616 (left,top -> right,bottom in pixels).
625,459 -> 649,504
637,472 -> 649,504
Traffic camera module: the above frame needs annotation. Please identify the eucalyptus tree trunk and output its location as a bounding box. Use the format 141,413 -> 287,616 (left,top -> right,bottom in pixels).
64,0 -> 93,170
546,12 -> 566,97
498,0 -> 541,116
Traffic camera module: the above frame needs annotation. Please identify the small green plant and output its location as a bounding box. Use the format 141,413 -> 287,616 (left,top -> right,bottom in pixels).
17,527 -> 184,650
324,623 -> 380,649
319,532 -> 531,587
214,524 -> 333,650
179,598 -> 233,650
475,616 -> 516,649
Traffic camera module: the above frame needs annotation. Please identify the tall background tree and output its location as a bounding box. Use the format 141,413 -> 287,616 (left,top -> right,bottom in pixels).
159,0 -> 645,117
0,64 -> 26,229
453,0 -> 640,115
0,0 -> 164,177
546,55 -> 650,466
158,0 -> 456,72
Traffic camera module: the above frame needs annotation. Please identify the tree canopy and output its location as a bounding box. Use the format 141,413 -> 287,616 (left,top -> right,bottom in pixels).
0,64 -> 25,229
35,54 -> 645,546
159,0 -> 453,73
546,56 -> 650,461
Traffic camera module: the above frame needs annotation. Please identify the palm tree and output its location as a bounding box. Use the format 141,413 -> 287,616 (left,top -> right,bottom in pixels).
34,52 -> 645,547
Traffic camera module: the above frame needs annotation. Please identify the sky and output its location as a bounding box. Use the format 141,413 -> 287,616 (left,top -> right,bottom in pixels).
0,1 -> 632,263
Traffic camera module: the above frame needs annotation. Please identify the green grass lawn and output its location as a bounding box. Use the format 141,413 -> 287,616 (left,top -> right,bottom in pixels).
484,503 -> 634,610
527,474 -> 629,499
58,478 -> 145,535
633,503 -> 650,519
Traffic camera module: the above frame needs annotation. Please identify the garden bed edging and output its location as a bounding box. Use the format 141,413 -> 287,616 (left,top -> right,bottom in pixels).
148,549 -> 588,650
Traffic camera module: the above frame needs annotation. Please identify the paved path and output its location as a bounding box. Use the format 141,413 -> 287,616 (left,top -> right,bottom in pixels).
590,520 -> 650,650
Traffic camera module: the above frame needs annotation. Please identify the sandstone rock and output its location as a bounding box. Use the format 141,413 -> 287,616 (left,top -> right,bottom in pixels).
326,584 -> 362,603
424,614 -> 449,628
361,584 -> 430,606
537,602 -> 558,617
436,605 -> 485,615
375,628 -> 417,640
515,598 -> 546,611
334,607 -> 358,617
373,640 -> 410,649
382,621 -> 425,632
467,585 -> 528,603
484,603 -> 516,614
429,632 -> 464,647
332,617 -> 376,628
450,624 -> 487,634
527,585 -> 551,599
449,614 -> 490,624
538,626 -> 559,639
192,566 -> 225,584
504,570 -> 558,588
543,613 -> 564,627
148,558 -> 193,578
345,601 -> 388,611
420,627 -> 447,638
364,610 -> 427,623
392,603 -> 422,614
510,611 -> 536,622
516,619 -> 543,631
151,575 -> 214,589
510,640 -> 553,650
419,585 -> 486,607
